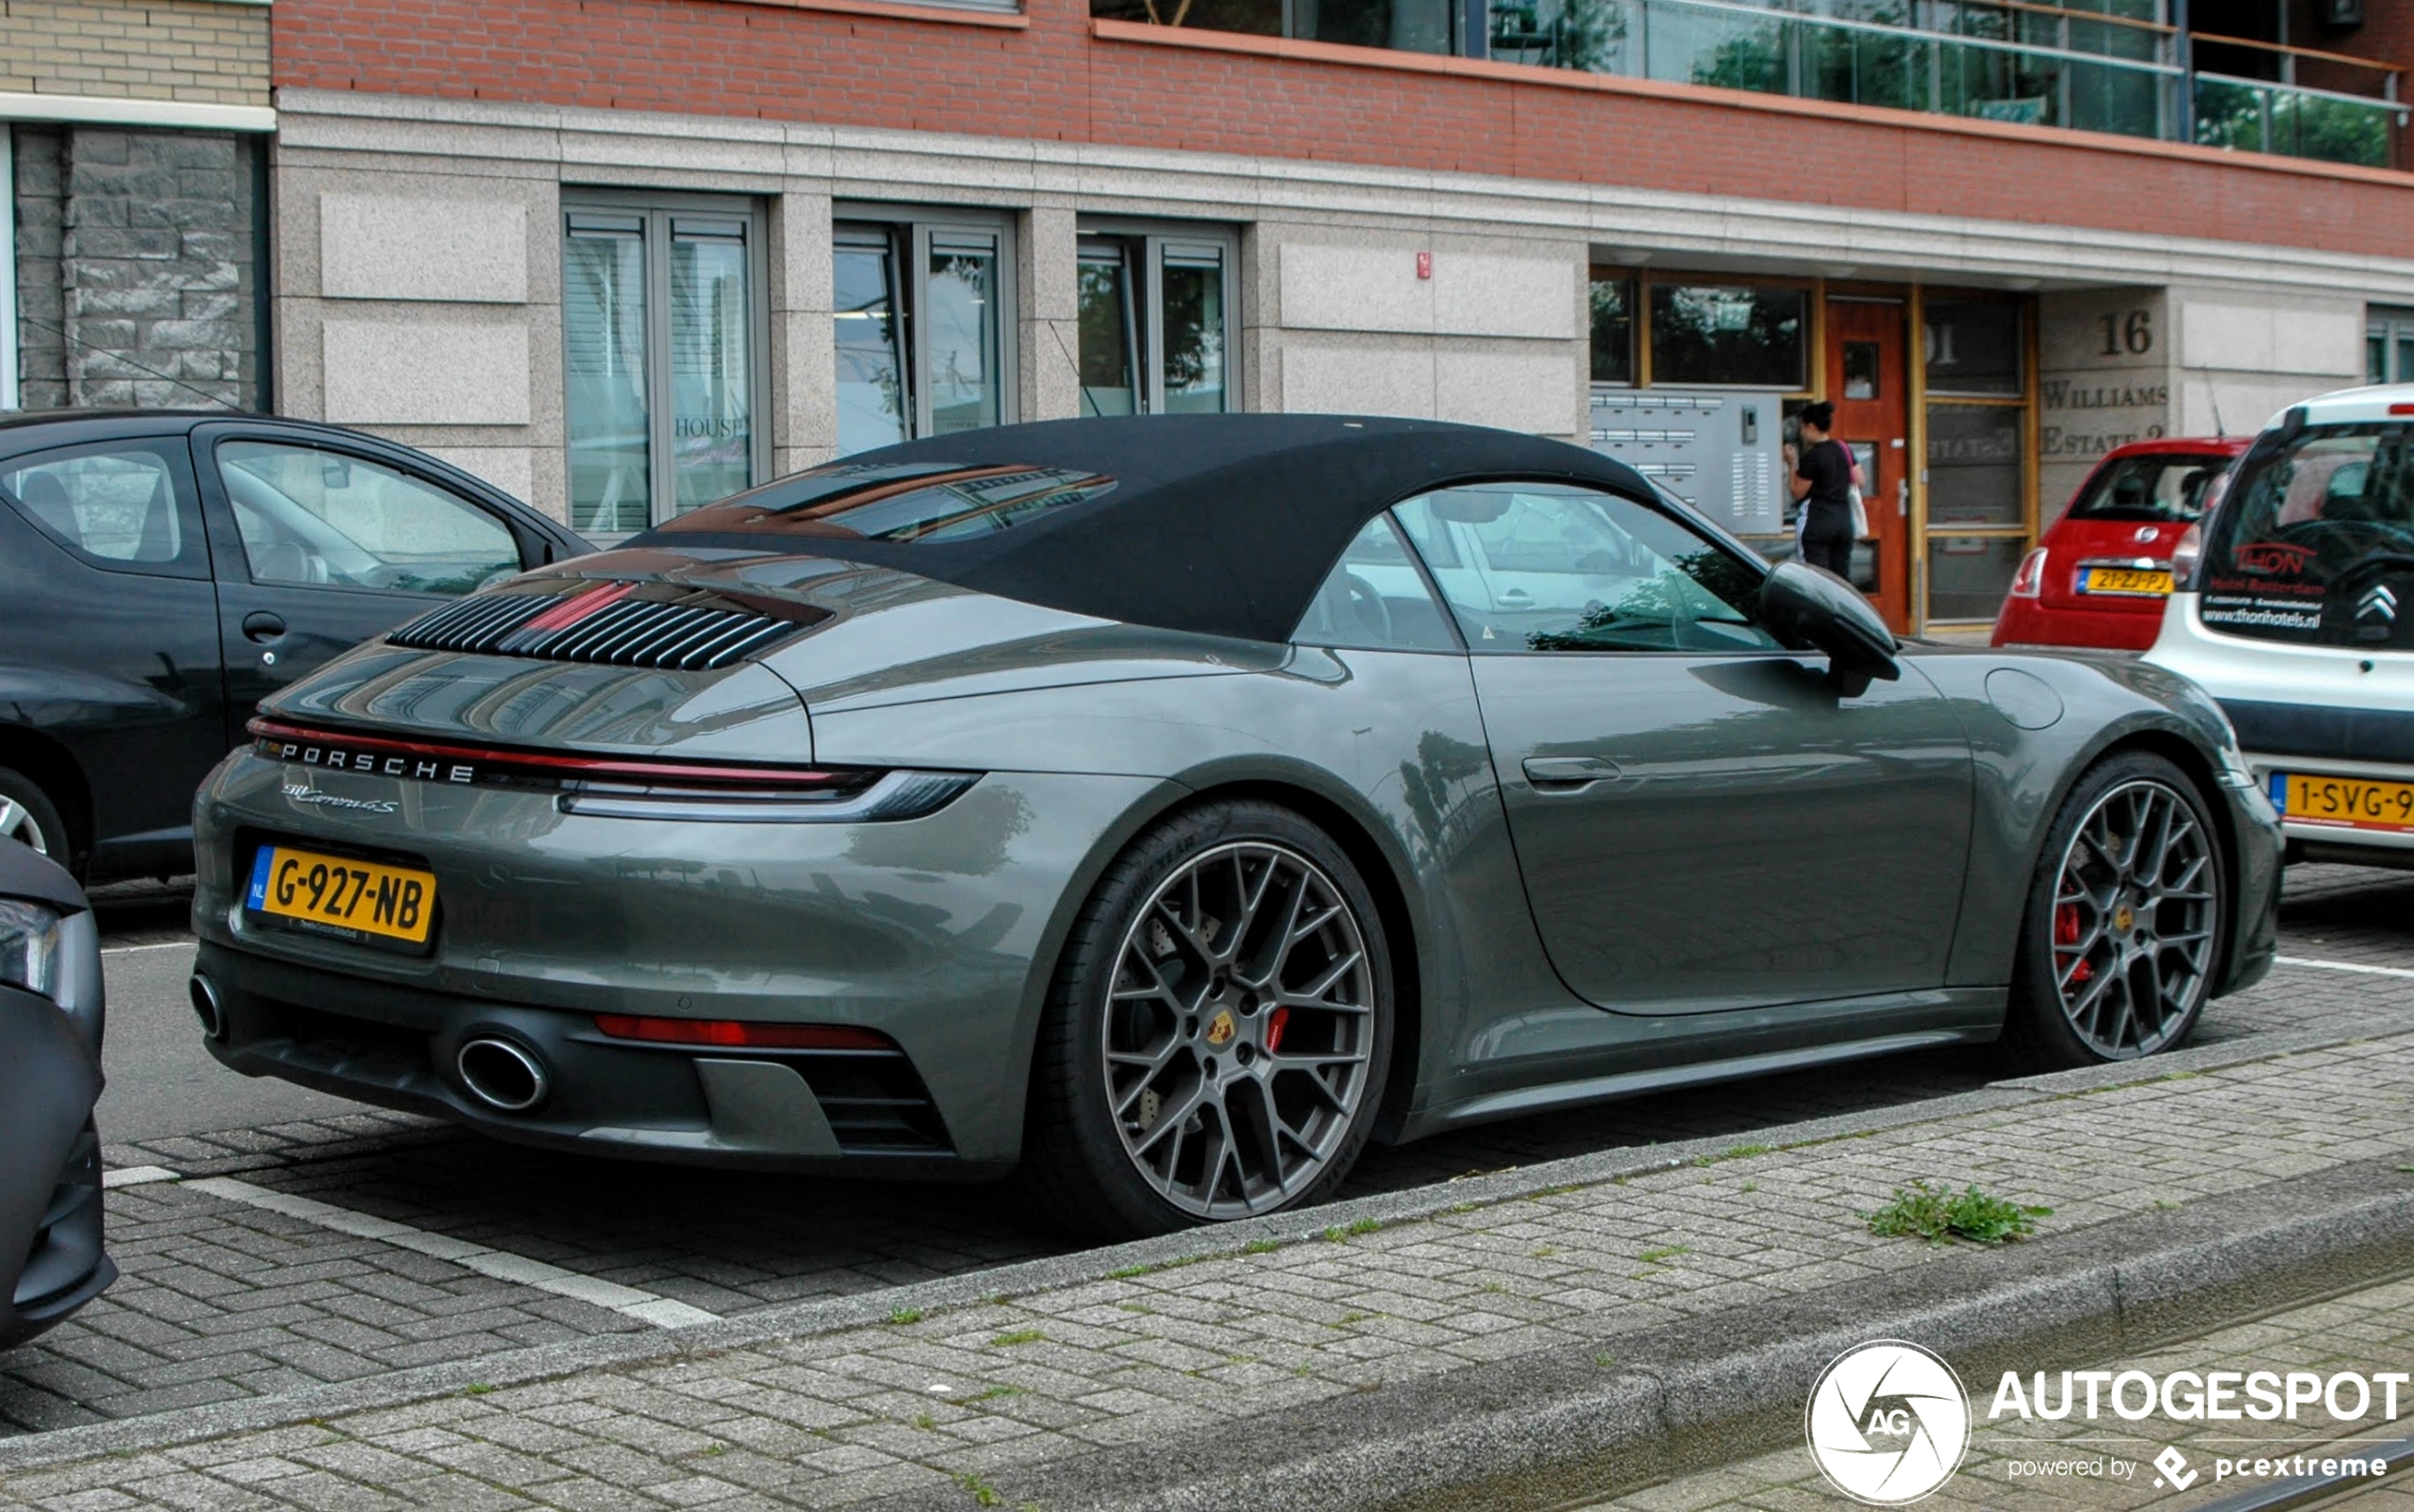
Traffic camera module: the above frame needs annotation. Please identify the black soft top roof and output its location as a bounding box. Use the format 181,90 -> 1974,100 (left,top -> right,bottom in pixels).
634,414 -> 1653,644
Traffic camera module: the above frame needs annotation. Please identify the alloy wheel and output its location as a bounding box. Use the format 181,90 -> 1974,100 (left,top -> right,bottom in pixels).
1102,840 -> 1376,1220
0,795 -> 48,857
2048,778 -> 2216,1059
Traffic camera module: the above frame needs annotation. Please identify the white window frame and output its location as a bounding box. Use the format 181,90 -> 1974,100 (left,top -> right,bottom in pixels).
833,204 -> 1021,445
1076,220 -> 1239,416
560,189 -> 772,532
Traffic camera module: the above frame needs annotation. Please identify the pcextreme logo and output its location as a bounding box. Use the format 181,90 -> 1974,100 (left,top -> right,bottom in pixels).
1804,1341 -> 1971,1504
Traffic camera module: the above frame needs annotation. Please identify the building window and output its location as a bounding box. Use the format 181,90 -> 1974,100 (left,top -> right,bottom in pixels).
1648,282 -> 1807,389
834,213 -> 1016,457
1077,228 -> 1235,417
2372,307 -> 2414,385
563,198 -> 766,539
1588,272 -> 1634,385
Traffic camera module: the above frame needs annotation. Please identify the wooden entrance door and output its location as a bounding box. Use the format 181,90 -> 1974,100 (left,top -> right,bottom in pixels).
1825,297 -> 1910,632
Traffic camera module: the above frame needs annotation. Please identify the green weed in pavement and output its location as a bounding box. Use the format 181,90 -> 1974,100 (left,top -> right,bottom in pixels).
954,1472 -> 1002,1506
990,1328 -> 1044,1347
1866,1180 -> 2052,1246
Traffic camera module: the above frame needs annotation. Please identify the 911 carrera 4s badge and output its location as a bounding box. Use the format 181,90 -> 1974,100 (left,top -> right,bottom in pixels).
1205,1008 -> 1237,1046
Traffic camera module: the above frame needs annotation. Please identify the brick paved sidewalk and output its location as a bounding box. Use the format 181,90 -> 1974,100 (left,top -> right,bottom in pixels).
6,1026 -> 2412,1512
1576,1271 -> 2414,1511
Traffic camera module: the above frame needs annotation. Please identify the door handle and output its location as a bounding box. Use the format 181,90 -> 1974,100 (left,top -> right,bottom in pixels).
241,611 -> 287,643
1498,588 -> 1533,603
1522,756 -> 1623,791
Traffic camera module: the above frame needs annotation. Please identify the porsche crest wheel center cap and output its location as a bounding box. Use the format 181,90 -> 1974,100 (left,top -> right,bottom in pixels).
2113,904 -> 2136,934
1204,1008 -> 1237,1046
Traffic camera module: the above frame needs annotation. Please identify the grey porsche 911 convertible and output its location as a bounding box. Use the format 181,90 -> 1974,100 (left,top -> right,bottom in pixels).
188,416 -> 2280,1236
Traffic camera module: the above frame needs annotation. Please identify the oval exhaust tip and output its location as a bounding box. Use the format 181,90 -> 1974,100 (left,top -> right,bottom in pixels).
188,973 -> 226,1043
456,1037 -> 549,1114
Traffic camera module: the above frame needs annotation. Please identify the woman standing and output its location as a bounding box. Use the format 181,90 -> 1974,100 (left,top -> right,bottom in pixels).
1788,401 -> 1857,578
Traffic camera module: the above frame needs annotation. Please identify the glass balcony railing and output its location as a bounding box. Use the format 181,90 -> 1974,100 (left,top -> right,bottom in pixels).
1094,0 -> 2409,169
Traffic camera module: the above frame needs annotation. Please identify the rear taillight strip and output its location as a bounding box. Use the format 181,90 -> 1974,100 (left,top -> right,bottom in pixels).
248,717 -> 862,792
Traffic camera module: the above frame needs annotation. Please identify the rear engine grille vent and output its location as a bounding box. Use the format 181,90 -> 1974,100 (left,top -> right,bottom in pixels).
388,583 -> 824,671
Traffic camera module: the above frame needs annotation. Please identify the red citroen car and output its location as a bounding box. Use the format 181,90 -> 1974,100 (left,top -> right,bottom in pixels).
1993,436 -> 2251,652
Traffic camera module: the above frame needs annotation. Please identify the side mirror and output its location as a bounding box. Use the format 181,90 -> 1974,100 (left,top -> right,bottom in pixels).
1760,560 -> 1901,697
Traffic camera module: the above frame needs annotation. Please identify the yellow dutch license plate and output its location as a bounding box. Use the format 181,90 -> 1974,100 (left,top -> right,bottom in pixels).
244,845 -> 436,943
2280,774 -> 2414,834
2082,566 -> 2174,597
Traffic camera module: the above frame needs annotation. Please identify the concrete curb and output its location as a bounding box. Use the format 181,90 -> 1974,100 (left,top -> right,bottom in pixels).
948,1158 -> 2414,1512
1,1013 -> 2402,1475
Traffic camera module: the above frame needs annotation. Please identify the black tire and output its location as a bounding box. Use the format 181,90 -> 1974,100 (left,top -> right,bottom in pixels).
1020,799 -> 1394,1240
0,765 -> 74,876
1999,751 -> 2226,1072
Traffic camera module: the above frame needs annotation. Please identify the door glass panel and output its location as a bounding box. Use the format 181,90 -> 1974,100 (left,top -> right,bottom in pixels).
1925,404 -> 2025,526
1159,245 -> 1227,414
835,232 -> 910,456
1395,484 -> 1780,653
1923,298 -> 2023,395
1293,515 -> 1456,651
926,234 -> 1001,436
1925,535 -> 2025,622
1077,243 -> 1138,417
218,441 -> 518,596
0,446 -> 197,573
564,217 -> 651,538
1842,341 -> 1881,399
668,220 -> 753,514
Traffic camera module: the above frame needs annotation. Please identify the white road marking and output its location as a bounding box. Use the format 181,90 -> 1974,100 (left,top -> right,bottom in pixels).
102,1165 -> 183,1189
184,1177 -> 720,1329
102,939 -> 196,956
2274,955 -> 2414,982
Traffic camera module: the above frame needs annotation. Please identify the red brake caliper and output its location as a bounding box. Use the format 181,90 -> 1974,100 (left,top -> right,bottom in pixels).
1263,1006 -> 1290,1055
2054,902 -> 2092,983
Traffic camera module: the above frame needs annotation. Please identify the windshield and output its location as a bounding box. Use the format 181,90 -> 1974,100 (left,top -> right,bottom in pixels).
2196,422 -> 2414,650
2065,453 -> 2231,525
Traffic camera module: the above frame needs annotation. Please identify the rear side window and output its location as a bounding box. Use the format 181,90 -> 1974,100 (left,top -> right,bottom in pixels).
0,441 -> 208,579
2197,422 -> 2414,650
2065,453 -> 2232,525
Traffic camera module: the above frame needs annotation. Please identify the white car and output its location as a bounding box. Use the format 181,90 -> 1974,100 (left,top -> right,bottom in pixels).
2147,382 -> 2414,867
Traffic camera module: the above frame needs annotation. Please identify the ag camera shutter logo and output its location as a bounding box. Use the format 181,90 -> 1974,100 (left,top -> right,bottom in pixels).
1805,1341 -> 1972,1503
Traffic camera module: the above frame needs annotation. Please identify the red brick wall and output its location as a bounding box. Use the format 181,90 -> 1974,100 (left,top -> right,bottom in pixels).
275,0 -> 2414,261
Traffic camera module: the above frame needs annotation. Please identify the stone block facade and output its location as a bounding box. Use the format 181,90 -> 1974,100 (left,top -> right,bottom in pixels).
10,123 -> 264,410
0,0 -> 269,107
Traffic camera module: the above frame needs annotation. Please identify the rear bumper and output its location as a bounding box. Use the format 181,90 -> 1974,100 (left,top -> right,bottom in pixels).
192,748 -> 1167,1170
196,940 -> 987,1176
1991,597 -> 2162,652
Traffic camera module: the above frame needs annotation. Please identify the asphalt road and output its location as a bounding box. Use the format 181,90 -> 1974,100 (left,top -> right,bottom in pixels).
4,863 -> 2404,1436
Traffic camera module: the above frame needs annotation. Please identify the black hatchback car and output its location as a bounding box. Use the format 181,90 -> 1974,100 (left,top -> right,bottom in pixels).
0,412 -> 588,880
